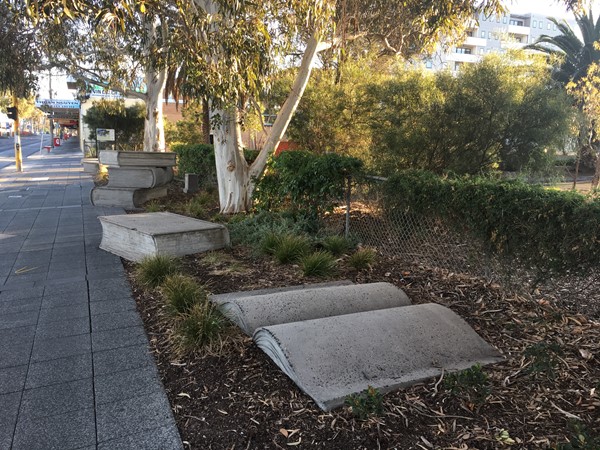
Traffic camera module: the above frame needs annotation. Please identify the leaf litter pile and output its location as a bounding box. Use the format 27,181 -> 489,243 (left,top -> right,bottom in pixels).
125,246 -> 599,449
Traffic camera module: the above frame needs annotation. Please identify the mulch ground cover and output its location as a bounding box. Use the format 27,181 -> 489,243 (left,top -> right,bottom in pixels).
124,244 -> 600,450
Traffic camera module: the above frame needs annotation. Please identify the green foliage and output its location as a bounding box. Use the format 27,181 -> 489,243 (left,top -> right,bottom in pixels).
260,231 -> 284,256
171,302 -> 227,355
383,171 -> 600,275
524,342 -> 564,379
300,251 -> 337,277
172,143 -> 216,185
443,364 -> 491,405
134,255 -> 180,290
228,211 -> 314,249
320,235 -> 352,256
160,274 -> 207,316
82,99 -> 145,150
345,386 -> 384,420
254,150 -> 363,225
368,52 -> 574,176
185,192 -> 217,219
555,421 -> 600,450
273,234 -> 312,264
347,248 -> 377,271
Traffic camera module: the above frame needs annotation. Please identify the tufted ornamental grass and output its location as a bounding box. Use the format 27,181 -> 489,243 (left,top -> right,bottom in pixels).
260,231 -> 284,256
300,250 -> 337,277
347,248 -> 377,271
273,234 -> 312,264
320,235 -> 352,256
160,274 -> 208,316
171,301 -> 227,355
134,254 -> 180,290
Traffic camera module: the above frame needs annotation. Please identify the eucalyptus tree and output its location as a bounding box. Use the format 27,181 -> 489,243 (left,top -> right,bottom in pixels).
0,1 -> 44,171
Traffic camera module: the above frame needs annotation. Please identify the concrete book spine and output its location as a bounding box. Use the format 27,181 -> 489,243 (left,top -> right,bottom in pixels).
107,167 -> 174,188
99,150 -> 177,167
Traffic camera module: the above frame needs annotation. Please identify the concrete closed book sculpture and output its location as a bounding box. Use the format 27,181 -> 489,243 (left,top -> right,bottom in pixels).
211,282 -> 504,411
106,167 -> 174,189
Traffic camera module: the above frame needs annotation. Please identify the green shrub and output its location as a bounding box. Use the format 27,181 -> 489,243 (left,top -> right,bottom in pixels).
253,151 -> 363,226
320,235 -> 352,256
345,386 -> 384,420
161,274 -> 207,316
347,248 -> 377,270
134,255 -> 180,290
273,234 -> 312,264
443,364 -> 490,406
555,421 -> 600,450
172,302 -> 226,354
300,251 -> 337,277
172,143 -> 216,185
260,231 -> 283,256
383,170 -> 600,275
227,211 -> 314,248
185,192 -> 216,219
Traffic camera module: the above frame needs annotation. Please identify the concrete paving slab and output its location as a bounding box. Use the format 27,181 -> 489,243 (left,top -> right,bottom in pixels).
93,344 -> 154,376
95,366 -> 163,405
31,333 -> 91,362
0,365 -> 27,394
254,303 -> 504,411
90,296 -> 137,316
92,326 -> 148,352
26,353 -> 93,389
97,424 -> 184,450
19,378 -> 94,420
214,282 -> 411,335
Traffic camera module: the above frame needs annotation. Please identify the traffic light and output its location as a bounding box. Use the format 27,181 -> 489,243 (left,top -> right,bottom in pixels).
7,106 -> 17,121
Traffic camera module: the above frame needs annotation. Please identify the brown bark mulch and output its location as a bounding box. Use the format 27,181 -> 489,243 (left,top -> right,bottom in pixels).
124,246 -> 600,450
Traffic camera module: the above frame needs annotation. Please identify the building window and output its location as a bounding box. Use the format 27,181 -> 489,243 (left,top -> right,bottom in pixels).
547,22 -> 551,30
510,19 -> 524,26
478,48 -> 484,55
466,30 -> 473,37
455,47 -> 472,54
503,17 -> 507,23
496,16 -> 500,22
481,31 -> 486,38
539,21 -> 543,28
533,20 -> 537,27
455,62 -> 462,71
553,23 -> 557,30
425,60 -> 433,69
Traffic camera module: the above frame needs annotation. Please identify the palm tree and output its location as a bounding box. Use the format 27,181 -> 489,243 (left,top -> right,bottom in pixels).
527,10 -> 600,188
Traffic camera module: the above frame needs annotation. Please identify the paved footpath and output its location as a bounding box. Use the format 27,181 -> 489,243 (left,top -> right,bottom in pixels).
0,141 -> 182,449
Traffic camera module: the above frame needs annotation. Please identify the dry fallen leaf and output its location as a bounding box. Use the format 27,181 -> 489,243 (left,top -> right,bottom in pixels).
579,349 -> 593,360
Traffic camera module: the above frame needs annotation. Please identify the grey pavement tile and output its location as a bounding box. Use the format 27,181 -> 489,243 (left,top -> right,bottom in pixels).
0,328 -> 35,369
0,297 -> 41,314
92,326 -> 147,352
5,271 -> 48,284
35,316 -> 90,339
0,310 -> 39,330
38,303 -> 89,324
43,280 -> 88,296
87,270 -> 125,281
0,286 -> 44,301
2,279 -> 37,289
0,365 -> 27,394
89,279 -> 131,302
90,296 -> 136,316
26,353 -> 93,390
92,309 -> 142,333
95,365 -> 162,405
93,344 -> 154,376
12,407 -> 96,450
47,268 -> 88,280
96,392 -> 175,443
41,276 -> 86,287
97,424 -> 183,450
55,235 -> 84,244
0,391 -> 21,432
31,333 -> 91,362
41,291 -> 88,308
19,378 -> 94,420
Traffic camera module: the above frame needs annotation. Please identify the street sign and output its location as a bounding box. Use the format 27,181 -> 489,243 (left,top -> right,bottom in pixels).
35,99 -> 80,109
96,128 -> 115,141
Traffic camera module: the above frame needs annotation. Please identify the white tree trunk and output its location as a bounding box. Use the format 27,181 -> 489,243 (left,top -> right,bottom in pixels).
142,16 -> 167,152
143,68 -> 166,152
212,108 -> 251,213
249,35 -> 322,180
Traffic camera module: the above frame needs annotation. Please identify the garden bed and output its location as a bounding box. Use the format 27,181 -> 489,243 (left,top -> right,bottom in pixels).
124,244 -> 600,449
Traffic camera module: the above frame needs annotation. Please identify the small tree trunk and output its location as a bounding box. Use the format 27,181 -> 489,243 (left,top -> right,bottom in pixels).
202,97 -> 211,144
143,72 -> 166,152
212,108 -> 250,213
592,149 -> 600,189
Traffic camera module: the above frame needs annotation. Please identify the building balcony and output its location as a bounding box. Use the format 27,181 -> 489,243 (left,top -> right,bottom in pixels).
446,53 -> 481,63
464,36 -> 487,47
508,24 -> 530,35
501,41 -> 526,50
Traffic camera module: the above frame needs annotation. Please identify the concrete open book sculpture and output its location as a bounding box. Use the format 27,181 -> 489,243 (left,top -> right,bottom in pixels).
210,282 -> 504,411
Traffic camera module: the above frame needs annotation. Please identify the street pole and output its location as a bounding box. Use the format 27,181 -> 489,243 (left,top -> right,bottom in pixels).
12,94 -> 22,172
49,69 -> 55,150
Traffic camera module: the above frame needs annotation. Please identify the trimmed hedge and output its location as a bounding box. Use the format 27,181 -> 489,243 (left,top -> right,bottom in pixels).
383,170 -> 600,274
172,143 -> 216,185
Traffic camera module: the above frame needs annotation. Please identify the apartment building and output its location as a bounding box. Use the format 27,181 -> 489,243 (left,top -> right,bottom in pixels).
426,11 -> 565,71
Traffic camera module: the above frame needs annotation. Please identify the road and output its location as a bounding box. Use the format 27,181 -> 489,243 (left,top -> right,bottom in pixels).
0,135 -> 56,170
